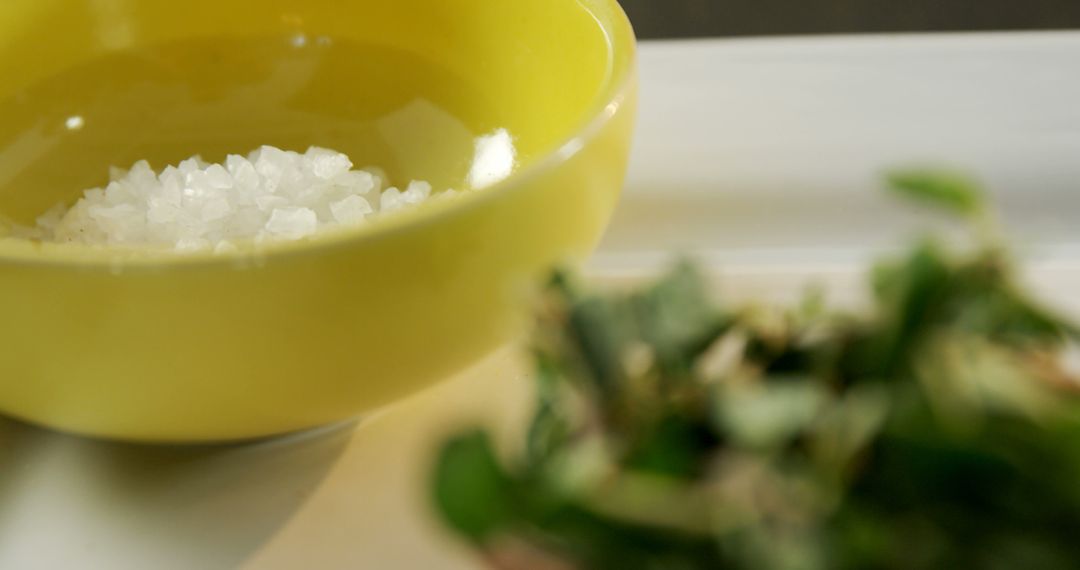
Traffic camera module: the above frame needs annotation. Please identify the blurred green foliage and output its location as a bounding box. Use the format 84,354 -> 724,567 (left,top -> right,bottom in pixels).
432,172 -> 1080,569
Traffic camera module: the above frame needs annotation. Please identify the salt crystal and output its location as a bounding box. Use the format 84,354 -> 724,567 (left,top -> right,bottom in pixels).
256,195 -> 289,212
402,181 -> 432,205
147,198 -> 179,224
201,197 -> 231,222
225,154 -> 248,174
330,195 -> 373,224
89,203 -> 137,220
360,166 -> 388,190
230,159 -> 260,192
265,207 -> 318,239
129,160 -> 156,186
306,147 -> 353,180
204,164 -> 234,189
380,187 -> 404,213
332,171 -> 376,194
104,181 -> 130,203
183,171 -> 213,200
160,167 -> 184,196
254,146 -> 290,178
178,157 -> 202,174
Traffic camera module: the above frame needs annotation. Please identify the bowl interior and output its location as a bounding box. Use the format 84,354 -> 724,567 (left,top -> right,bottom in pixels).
0,0 -> 614,227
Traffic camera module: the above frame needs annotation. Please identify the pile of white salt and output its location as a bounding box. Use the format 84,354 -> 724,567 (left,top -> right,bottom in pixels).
29,129 -> 515,253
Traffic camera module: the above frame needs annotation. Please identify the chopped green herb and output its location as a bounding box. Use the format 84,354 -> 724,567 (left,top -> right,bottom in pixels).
886,169 -> 986,217
432,172 -> 1080,569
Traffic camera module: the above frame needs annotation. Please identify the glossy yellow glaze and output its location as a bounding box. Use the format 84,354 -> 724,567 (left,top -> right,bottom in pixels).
0,0 -> 636,441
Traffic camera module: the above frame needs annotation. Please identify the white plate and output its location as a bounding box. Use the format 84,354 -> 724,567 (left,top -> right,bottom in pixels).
3,33 -> 1080,569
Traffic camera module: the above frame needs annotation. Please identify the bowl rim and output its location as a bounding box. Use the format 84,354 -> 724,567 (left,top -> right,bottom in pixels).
0,0 -> 637,271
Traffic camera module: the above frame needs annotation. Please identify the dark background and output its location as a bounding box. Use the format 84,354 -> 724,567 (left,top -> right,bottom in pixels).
619,0 -> 1080,39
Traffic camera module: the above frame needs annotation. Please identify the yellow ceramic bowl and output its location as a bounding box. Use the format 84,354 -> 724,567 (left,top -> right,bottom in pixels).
0,0 -> 636,441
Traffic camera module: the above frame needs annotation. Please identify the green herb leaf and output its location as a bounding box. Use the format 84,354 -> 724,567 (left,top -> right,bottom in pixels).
432,430 -> 514,543
886,169 -> 985,217
629,261 -> 728,377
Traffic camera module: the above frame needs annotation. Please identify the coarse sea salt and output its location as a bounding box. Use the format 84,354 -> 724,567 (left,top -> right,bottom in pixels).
30,129 -> 516,253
